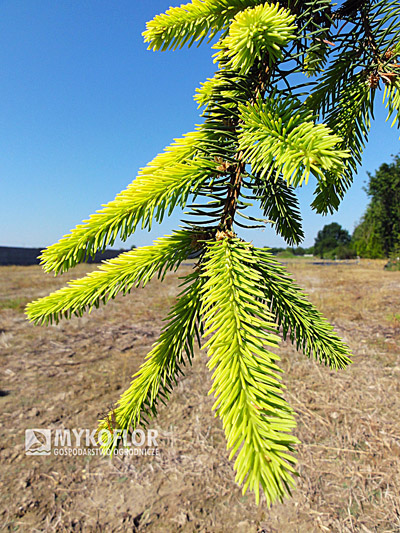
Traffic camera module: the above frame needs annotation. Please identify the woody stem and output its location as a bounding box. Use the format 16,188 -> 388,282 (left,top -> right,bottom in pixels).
219,61 -> 271,233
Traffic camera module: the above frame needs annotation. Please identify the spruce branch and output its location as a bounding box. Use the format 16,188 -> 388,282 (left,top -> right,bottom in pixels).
200,239 -> 299,505
252,247 -> 352,369
39,129 -> 230,275
252,175 -> 304,245
212,3 -> 286,233
213,3 -> 297,74
98,270 -> 203,450
238,94 -> 349,186
143,0 -> 263,52
26,231 -> 195,325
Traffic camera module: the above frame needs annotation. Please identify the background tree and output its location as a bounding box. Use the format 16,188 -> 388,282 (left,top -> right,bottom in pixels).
352,211 -> 385,258
26,0 -> 400,505
353,154 -> 400,257
314,222 -> 351,258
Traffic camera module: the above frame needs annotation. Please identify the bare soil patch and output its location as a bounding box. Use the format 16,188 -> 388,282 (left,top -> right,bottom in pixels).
0,260 -> 399,532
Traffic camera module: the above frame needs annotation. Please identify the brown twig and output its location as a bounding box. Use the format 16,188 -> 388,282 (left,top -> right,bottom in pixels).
219,61 -> 270,233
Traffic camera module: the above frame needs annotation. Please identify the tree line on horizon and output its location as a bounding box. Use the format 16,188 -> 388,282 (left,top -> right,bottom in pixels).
271,154 -> 400,261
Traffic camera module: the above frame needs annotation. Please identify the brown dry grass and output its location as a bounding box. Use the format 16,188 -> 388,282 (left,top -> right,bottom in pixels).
0,259 -> 399,532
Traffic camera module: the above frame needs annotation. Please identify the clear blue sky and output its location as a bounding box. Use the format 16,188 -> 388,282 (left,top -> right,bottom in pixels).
1,0 -> 399,249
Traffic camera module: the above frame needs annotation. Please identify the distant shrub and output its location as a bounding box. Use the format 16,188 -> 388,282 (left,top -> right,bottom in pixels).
384,260 -> 400,271
276,250 -> 296,258
335,246 -> 358,260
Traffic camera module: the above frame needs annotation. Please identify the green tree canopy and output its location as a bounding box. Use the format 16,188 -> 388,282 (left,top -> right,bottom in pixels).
353,154 -> 400,257
314,222 -> 351,258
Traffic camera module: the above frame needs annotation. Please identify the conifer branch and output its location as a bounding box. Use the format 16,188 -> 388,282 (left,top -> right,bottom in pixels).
143,0 -> 262,52
214,4 -> 283,233
238,95 -> 349,187
99,271 -> 203,450
40,130 -> 222,275
252,248 -> 352,369
26,232 -> 195,325
213,3 -> 296,74
201,239 -> 299,505
252,175 -> 304,245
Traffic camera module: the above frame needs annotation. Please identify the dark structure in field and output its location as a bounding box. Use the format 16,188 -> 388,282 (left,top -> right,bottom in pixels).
0,246 -> 127,266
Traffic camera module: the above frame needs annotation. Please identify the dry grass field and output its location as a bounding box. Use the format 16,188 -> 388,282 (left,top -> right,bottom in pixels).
0,258 -> 399,532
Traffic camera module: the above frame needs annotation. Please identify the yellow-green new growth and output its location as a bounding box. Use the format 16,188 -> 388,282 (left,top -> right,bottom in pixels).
213,3 -> 297,73
143,0 -> 262,51
383,79 -> 400,131
238,95 -> 349,186
98,271 -> 203,449
39,129 -> 218,275
27,232 -> 194,325
200,239 -> 299,505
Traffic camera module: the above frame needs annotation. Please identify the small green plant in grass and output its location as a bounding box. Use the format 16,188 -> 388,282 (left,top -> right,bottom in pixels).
26,0 -> 400,504
384,259 -> 400,271
387,312 -> 400,324
0,297 -> 29,311
385,246 -> 400,270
